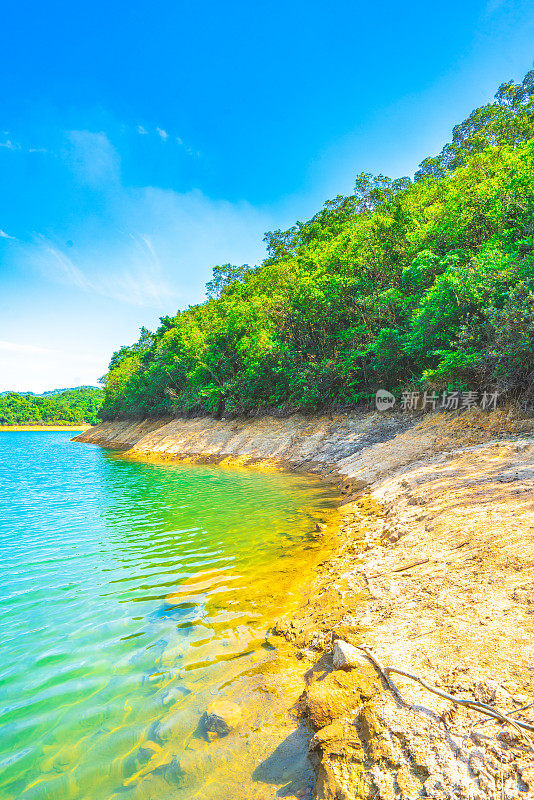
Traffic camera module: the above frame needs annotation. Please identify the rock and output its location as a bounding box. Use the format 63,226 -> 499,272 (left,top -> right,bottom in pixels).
295,648 -> 316,660
309,632 -> 325,650
499,729 -> 522,747
272,618 -> 294,639
512,583 -> 534,607
474,679 -> 510,705
520,764 -> 534,791
474,679 -> 498,703
468,750 -> 487,777
305,669 -> 376,729
332,639 -> 363,670
423,775 -> 449,799
315,522 -> 327,532
150,712 -> 178,744
202,700 -> 242,740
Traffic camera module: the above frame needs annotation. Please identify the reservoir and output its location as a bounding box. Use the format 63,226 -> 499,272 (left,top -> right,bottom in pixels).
0,432 -> 338,799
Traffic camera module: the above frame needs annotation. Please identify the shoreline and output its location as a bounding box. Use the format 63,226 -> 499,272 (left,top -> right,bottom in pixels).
75,410 -> 534,799
1,424 -> 91,432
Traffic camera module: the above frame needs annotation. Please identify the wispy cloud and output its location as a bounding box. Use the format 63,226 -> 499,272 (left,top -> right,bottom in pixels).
0,137 -> 47,154
9,130 -> 269,310
136,124 -> 197,155
38,240 -> 94,293
2,127 -> 271,391
27,234 -> 177,307
0,229 -> 16,240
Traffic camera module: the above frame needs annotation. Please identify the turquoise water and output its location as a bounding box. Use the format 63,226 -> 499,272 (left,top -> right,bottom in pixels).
0,432 -> 337,800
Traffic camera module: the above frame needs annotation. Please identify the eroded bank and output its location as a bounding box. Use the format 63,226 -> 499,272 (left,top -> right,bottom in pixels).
75,409 -> 534,799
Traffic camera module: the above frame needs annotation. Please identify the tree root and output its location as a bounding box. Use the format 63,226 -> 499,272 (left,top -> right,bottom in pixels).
357,645 -> 534,748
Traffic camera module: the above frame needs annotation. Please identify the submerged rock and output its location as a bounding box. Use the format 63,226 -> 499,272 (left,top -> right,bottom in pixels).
202,699 -> 242,740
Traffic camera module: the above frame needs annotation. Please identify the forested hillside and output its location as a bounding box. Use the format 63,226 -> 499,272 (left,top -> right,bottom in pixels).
100,71 -> 534,420
0,387 -> 103,425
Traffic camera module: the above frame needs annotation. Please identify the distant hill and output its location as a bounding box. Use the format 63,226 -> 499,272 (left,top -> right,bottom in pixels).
0,385 -> 100,398
0,386 -> 103,425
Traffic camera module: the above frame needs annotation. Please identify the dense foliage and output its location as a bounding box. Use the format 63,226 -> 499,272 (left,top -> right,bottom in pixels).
0,387 -> 103,425
100,71 -> 534,420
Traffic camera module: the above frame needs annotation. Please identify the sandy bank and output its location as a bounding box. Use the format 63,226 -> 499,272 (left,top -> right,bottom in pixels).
76,410 -> 534,799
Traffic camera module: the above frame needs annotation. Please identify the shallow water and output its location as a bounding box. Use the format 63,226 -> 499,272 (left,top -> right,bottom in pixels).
0,432 -> 338,800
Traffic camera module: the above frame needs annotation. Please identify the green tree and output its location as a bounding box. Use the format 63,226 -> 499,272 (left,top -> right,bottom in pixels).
97,70 -> 534,420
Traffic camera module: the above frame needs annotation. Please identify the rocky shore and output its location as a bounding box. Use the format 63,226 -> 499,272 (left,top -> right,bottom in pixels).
75,409 -> 534,799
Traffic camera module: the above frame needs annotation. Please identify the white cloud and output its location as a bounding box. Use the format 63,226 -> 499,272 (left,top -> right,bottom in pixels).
0,139 -> 19,150
0,229 -> 15,240
137,125 -> 148,135
156,127 -> 169,141
0,340 -> 57,355
0,343 -> 105,392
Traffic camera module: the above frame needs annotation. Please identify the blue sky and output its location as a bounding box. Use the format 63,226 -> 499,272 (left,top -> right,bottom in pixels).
1,0 -> 533,391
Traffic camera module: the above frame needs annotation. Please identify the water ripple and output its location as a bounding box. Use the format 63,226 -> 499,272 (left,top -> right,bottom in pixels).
0,432 -> 337,800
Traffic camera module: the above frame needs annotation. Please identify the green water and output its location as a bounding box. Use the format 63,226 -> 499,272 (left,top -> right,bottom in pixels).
0,432 -> 337,800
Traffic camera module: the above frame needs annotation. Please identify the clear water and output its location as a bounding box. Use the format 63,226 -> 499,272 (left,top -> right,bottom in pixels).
0,432 -> 338,800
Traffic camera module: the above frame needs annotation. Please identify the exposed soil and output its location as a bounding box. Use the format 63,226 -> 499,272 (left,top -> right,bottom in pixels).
76,409 -> 534,799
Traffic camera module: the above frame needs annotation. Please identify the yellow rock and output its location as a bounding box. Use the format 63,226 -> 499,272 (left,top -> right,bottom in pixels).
203,699 -> 242,738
